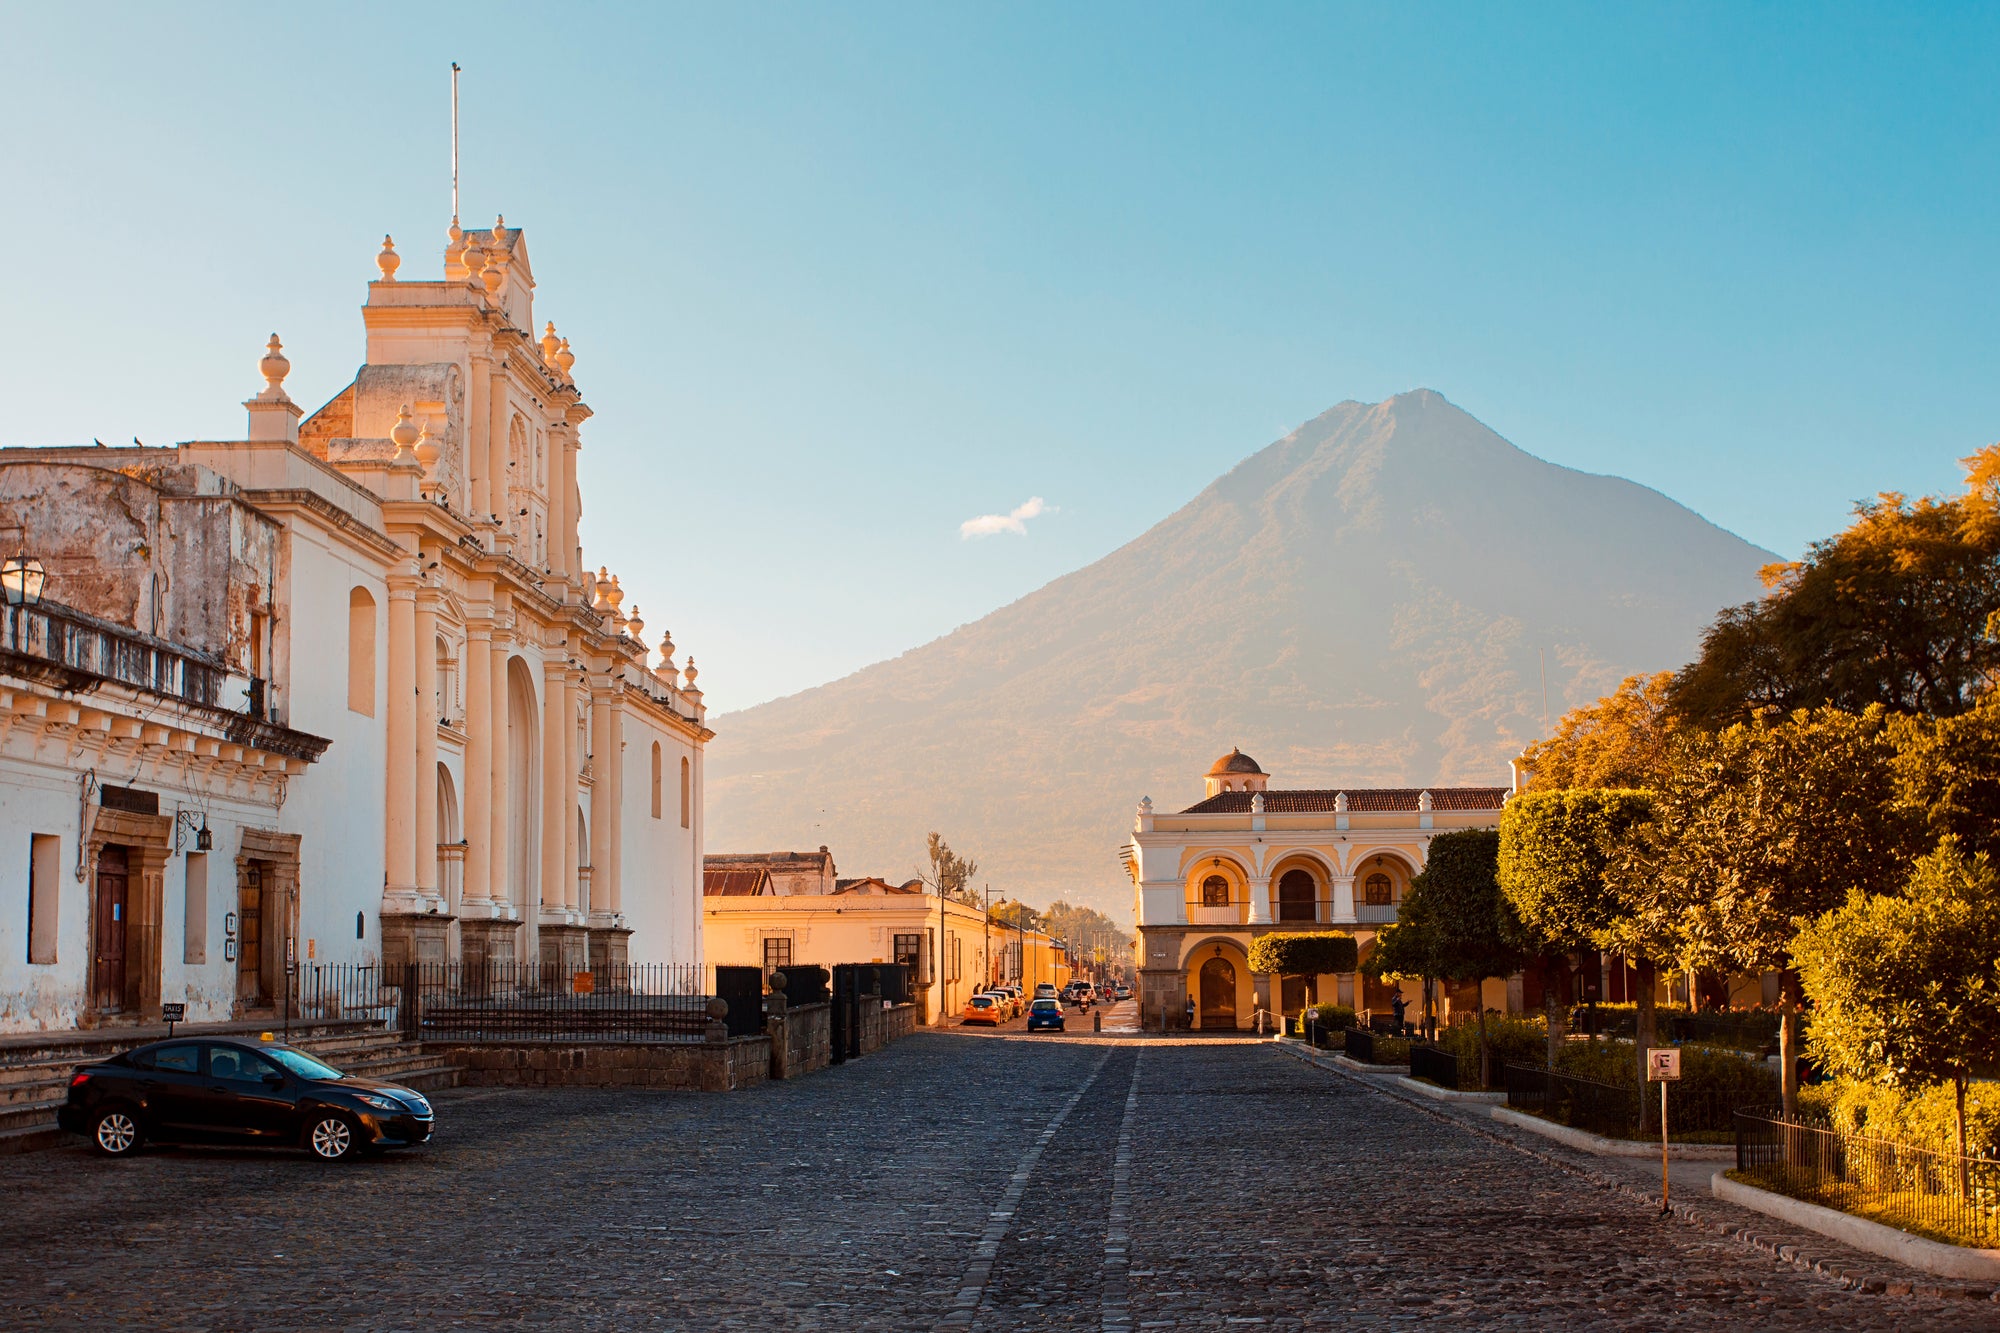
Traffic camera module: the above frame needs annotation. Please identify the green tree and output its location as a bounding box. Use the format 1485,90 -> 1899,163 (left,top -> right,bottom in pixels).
1517,673 -> 1677,792
1890,691 -> 2000,862
1642,707 -> 1916,1115
1405,829 -> 1521,1087
1247,931 -> 1358,1007
1794,841 -> 2000,1182
1670,459 -> 2000,727
924,833 -> 980,905
1499,788 -> 1662,1099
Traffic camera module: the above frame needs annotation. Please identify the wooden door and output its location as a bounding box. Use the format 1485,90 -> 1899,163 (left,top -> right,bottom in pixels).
94,846 -> 129,1011
237,863 -> 265,1005
1199,956 -> 1237,1026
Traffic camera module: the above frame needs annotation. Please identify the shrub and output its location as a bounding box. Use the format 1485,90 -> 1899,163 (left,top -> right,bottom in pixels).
1304,1003 -> 1355,1031
1249,932 -> 1358,977
1437,1015 -> 1545,1071
1800,1079 -> 2000,1158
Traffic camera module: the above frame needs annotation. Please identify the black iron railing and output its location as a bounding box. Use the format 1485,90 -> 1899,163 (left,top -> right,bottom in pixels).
2,600 -> 226,708
1734,1109 -> 2000,1247
1504,1063 -> 1638,1139
1410,1044 -> 1461,1089
298,961 -> 715,1043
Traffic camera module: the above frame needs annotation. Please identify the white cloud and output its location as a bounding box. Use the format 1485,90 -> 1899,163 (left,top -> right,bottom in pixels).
959,496 -> 1051,539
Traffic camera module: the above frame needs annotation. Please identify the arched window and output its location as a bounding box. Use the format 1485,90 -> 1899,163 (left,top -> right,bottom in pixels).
650,742 -> 663,820
1201,874 -> 1230,907
347,587 -> 376,716
1365,873 -> 1393,906
1277,868 -> 1317,922
435,634 -> 456,725
679,755 -> 691,829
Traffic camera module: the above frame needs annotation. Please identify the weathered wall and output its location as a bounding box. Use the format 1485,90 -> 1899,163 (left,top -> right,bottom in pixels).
767,1000 -> 831,1080
431,1037 -> 770,1092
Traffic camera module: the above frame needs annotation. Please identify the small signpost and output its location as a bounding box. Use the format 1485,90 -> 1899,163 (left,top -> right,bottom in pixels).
572,971 -> 596,996
161,1002 -> 185,1037
1647,1047 -> 1681,1212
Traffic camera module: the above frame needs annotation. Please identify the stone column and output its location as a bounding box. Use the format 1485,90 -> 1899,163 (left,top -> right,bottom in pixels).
462,621 -> 493,910
606,695 -> 624,915
1332,875 -> 1357,924
587,682 -> 611,910
563,667 -> 580,911
413,587 -> 440,903
565,433 -> 583,581
384,576 -> 418,904
488,635 -> 511,915
541,660 -> 569,921
546,427 -> 570,582
1247,876 -> 1272,925
466,348 -> 492,521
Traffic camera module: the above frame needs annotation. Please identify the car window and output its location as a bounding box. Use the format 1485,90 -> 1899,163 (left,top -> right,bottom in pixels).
263,1046 -> 344,1081
207,1046 -> 278,1083
137,1044 -> 201,1073
1031,999 -> 1059,1010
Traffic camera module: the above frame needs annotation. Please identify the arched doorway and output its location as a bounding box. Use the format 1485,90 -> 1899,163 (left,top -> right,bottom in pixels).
1277,868 -> 1318,922
506,657 -> 541,961
436,763 -> 461,915
1199,955 -> 1237,1027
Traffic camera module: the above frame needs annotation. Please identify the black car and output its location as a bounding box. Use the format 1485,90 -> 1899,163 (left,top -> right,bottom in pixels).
58,1036 -> 434,1161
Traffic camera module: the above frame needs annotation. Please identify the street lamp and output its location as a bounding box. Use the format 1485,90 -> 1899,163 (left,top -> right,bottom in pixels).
1,556 -> 47,608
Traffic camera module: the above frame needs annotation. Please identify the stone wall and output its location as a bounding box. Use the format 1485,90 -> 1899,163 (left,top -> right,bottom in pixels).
432,1038 -> 771,1092
767,1001 -> 831,1080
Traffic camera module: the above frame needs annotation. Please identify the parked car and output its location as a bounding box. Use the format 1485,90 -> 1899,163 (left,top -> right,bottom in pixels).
58,1036 -> 434,1162
962,994 -> 1003,1025
1114,983 -> 1132,1000
1026,998 -> 1065,1032
981,989 -> 1017,1020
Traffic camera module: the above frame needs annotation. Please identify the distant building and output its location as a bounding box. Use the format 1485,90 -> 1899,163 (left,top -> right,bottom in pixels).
0,218 -> 709,1032
1122,749 -> 1511,1030
701,854 -> 1066,1023
703,848 -> 837,897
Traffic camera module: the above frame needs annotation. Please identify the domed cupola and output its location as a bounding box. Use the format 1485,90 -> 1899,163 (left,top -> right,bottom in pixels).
1205,747 -> 1269,797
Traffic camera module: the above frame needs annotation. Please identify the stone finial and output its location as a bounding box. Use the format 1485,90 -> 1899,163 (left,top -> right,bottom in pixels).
541,322 -> 561,363
682,657 -> 702,704
445,218 -> 466,277
592,566 -> 613,612
258,334 -> 291,397
605,573 -> 626,616
376,235 -> 400,282
1139,796 -> 1153,814
1251,792 -> 1265,815
1418,789 -> 1433,813
460,235 -> 486,284
482,240 -> 508,295
414,419 -> 442,478
555,338 -> 576,376
656,628 -> 675,670
624,603 -> 645,640
391,404 -> 421,463
1334,791 -> 1348,813
491,213 -> 508,245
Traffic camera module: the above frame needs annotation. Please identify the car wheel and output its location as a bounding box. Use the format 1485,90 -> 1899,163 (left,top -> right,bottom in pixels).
90,1107 -> 142,1157
307,1113 -> 359,1162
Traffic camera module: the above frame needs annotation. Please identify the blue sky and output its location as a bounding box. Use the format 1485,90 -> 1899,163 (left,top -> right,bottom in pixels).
4,5 -> 1997,712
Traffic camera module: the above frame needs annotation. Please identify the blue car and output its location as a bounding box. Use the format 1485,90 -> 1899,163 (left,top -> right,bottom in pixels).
1026,998 -> 1065,1032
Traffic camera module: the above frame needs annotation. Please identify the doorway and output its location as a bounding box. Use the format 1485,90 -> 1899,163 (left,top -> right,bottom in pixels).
93,846 -> 129,1011
238,861 -> 268,1006
1199,955 -> 1237,1027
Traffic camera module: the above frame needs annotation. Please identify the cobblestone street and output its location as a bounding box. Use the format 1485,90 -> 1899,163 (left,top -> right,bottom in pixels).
0,1033 -> 1990,1330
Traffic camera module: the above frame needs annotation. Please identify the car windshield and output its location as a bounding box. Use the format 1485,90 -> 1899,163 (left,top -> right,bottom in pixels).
1031,999 -> 1059,1010
261,1045 -> 345,1081
969,997 -> 992,1007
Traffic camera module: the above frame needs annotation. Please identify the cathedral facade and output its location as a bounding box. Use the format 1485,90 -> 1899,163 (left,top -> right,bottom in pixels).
0,218 -> 708,1031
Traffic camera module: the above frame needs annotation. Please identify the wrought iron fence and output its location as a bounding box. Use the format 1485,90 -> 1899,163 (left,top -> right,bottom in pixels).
1735,1109 -> 2000,1247
1410,1044 -> 1462,1089
1504,1063 -> 1639,1139
298,961 -> 715,1043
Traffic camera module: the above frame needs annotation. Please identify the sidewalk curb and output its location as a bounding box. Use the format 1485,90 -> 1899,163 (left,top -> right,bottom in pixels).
1397,1076 -> 1505,1105
1489,1105 -> 1734,1160
1272,1042 -> 2000,1305
1712,1171 -> 2000,1283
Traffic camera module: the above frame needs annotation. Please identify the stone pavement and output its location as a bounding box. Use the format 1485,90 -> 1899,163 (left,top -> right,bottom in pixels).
0,1032 -> 1988,1330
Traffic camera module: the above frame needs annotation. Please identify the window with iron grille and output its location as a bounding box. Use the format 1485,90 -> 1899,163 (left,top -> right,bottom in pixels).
894,932 -> 923,980
1201,874 -> 1230,907
762,936 -> 792,973
1365,873 -> 1393,906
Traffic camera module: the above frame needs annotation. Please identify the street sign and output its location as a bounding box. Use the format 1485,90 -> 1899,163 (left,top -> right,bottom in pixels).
161,1002 -> 185,1036
1647,1047 -> 1681,1081
572,971 -> 596,995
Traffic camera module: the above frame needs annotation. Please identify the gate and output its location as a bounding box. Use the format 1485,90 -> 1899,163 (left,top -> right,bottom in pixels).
714,966 -> 765,1038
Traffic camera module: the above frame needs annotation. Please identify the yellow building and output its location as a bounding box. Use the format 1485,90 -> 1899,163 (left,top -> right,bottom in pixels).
1122,749 -> 1510,1030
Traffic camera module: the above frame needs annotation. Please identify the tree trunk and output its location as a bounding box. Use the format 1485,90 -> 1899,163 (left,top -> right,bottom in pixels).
1477,997 -> 1492,1090
1957,1074 -> 1970,1201
1422,976 -> 1437,1042
1778,967 -> 1803,1120
1635,957 -> 1659,1134
1544,954 -> 1567,1070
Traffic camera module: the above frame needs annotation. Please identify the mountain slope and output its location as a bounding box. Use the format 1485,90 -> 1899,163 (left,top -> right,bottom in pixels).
704,390 -> 1775,918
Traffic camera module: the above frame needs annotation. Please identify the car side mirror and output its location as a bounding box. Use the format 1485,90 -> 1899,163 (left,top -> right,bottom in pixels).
263,1072 -> 285,1086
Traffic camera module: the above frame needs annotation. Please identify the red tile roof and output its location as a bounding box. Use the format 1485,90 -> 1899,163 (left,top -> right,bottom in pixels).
703,867 -> 774,896
1180,787 -> 1508,815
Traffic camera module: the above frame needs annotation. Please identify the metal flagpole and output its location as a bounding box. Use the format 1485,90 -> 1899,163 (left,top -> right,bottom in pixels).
450,62 -> 461,223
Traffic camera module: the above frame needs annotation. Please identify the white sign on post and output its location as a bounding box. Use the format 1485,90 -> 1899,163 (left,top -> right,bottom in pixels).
1647,1047 -> 1681,1081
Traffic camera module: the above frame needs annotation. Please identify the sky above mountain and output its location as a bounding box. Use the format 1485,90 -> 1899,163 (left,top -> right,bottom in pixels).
707,392 -> 1774,915
4,7 -> 1998,711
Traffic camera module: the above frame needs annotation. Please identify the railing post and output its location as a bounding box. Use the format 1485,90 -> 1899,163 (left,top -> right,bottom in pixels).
402,961 -> 421,1042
